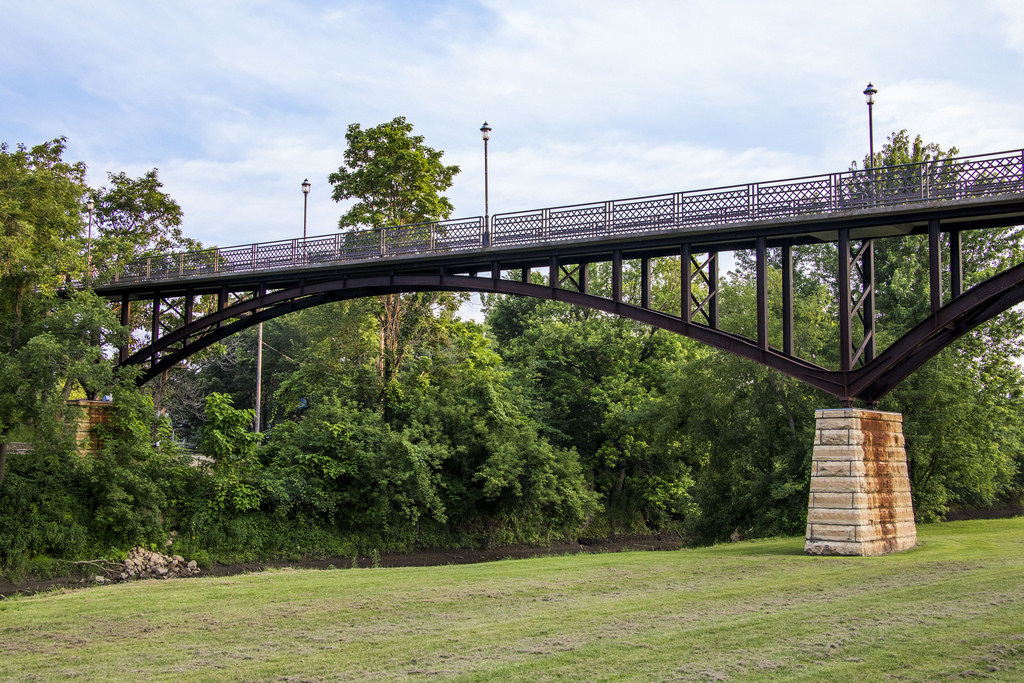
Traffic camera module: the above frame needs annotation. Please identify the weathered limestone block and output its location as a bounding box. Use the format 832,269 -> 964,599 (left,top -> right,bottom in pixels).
805,408 -> 917,556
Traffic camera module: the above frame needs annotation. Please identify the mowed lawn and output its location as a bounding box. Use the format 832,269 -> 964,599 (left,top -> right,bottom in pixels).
1,519 -> 1023,682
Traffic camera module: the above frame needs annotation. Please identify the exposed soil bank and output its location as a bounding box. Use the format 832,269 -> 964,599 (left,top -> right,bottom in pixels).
7,509 -> 1021,598
0,534 -> 683,598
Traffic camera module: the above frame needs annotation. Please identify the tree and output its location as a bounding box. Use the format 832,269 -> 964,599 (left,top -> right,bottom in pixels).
1,139 -> 193,490
328,116 -> 460,230
89,169 -> 194,275
0,138 -> 88,344
328,118 -> 464,411
1,138 -> 92,487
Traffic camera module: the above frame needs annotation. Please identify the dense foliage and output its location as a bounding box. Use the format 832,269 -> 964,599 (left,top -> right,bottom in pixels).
1,129 -> 1022,577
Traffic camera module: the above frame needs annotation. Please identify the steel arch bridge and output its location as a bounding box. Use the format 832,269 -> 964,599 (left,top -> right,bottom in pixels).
92,148 -> 1024,405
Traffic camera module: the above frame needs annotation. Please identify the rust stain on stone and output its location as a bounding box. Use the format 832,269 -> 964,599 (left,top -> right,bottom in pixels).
863,417 -> 899,552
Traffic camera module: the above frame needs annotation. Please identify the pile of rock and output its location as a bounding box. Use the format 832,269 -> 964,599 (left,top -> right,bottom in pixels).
118,547 -> 200,581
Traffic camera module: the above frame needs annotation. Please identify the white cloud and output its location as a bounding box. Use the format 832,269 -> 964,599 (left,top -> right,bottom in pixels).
3,0 -> 1023,251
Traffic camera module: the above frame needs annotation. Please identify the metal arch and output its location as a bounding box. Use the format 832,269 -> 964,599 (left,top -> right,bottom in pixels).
126,262 -> 1024,401
127,273 -> 848,394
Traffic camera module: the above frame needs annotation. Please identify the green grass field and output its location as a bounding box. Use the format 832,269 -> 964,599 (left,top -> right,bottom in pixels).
1,518 -> 1023,682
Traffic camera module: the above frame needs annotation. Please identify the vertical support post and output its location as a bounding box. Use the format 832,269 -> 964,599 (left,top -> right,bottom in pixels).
549,255 -> 558,288
184,289 -> 194,326
929,218 -> 943,313
612,250 -> 623,303
862,239 -> 875,363
255,322 -> 263,434
119,294 -> 131,364
150,296 -> 161,368
491,262 -> 501,281
949,228 -> 963,300
708,252 -> 719,329
640,257 -> 651,309
217,285 -> 228,330
578,261 -> 589,295
680,244 -> 691,324
755,236 -> 768,350
838,229 -> 852,374
782,243 -> 794,356
183,289 -> 194,349
521,266 -> 531,283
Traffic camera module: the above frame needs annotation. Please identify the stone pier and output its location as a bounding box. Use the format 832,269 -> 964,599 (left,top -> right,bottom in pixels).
805,408 -> 917,556
66,399 -> 113,457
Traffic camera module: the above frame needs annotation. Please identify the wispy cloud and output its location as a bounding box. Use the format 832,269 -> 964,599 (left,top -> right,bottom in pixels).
3,0 -> 1024,248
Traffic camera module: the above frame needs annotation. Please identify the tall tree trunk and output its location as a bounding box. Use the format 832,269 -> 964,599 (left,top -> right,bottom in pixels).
0,440 -> 8,489
11,283 -> 26,351
378,293 -> 405,415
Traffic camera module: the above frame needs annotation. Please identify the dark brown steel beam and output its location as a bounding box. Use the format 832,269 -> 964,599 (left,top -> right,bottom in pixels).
838,228 -> 852,375
929,218 -> 943,313
150,296 -> 161,369
119,293 -> 131,364
863,239 -> 875,363
612,250 -> 622,303
680,244 -> 691,324
756,236 -> 768,350
950,228 -> 963,299
782,244 -> 794,356
641,257 -> 651,310
708,252 -> 719,329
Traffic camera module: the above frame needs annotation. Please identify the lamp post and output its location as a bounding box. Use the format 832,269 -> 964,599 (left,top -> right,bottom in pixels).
302,178 -> 311,239
480,122 -> 491,246
86,197 -> 95,276
301,178 -> 311,266
863,83 -> 877,170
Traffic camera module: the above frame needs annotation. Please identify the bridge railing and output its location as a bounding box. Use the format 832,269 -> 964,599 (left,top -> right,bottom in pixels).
111,217 -> 488,283
490,149 -> 1024,242
107,148 -> 1024,285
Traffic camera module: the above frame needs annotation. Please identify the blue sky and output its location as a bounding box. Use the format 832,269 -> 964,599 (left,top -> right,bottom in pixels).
4,0 -> 1024,250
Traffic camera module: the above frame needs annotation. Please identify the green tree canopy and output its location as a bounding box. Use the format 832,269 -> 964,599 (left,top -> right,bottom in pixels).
89,169 -> 194,271
328,116 -> 460,229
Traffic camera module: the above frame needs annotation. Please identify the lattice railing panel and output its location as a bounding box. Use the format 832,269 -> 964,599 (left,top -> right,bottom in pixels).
679,188 -> 750,227
613,197 -> 674,233
548,204 -> 606,239
491,212 -> 543,245
757,178 -> 833,218
434,218 -> 485,251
